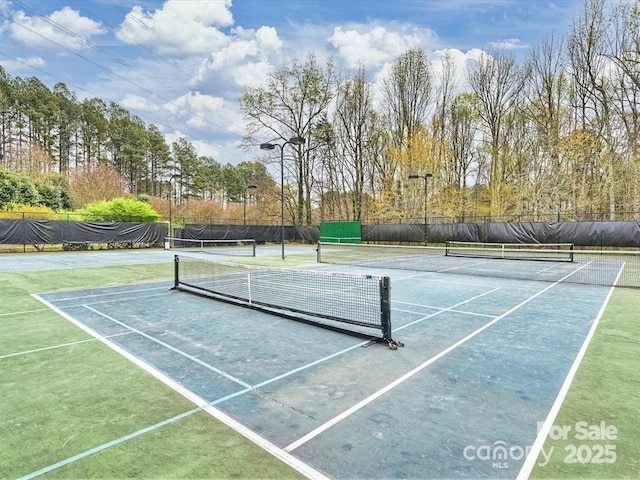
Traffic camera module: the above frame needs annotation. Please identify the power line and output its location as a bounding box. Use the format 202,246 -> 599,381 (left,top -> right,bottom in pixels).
4,0 -> 246,142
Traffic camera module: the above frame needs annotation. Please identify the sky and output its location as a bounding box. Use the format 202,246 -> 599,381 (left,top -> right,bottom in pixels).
0,0 -> 586,166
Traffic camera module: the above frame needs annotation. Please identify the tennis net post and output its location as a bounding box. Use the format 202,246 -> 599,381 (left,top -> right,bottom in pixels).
380,276 -> 393,343
173,253 -> 179,290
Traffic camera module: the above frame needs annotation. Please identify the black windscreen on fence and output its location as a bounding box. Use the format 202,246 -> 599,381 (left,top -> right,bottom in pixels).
2,219 -> 639,249
0,219 -> 167,246
178,224 -> 319,243
362,221 -> 640,247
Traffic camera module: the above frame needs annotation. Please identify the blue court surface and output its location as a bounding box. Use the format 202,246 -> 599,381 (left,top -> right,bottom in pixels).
32,251 -> 614,479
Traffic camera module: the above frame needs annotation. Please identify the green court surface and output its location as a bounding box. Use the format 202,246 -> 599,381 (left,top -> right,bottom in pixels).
528,287 -> 640,479
1,246 -> 638,479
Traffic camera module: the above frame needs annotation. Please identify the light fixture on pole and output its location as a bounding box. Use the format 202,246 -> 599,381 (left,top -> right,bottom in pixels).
243,185 -> 257,226
168,174 -> 181,239
408,173 -> 433,245
260,136 -> 306,260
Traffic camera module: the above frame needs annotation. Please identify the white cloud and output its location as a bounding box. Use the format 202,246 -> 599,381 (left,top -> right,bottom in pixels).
120,94 -> 159,112
165,91 -> 223,116
225,60 -> 274,89
489,38 -> 528,50
367,48 -> 486,108
433,48 -> 485,73
190,138 -> 222,160
0,0 -> 8,11
116,0 -> 234,55
0,56 -> 45,71
162,131 -> 244,165
163,91 -> 245,136
431,48 -> 485,93
329,23 -> 437,69
10,6 -> 105,51
190,26 -> 281,89
254,25 -> 282,51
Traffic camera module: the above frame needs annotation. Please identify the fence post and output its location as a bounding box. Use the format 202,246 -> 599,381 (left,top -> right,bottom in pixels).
23,212 -> 26,253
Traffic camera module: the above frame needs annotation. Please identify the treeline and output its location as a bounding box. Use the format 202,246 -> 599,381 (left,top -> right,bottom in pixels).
242,0 -> 640,224
2,0 -> 640,226
0,69 -> 273,210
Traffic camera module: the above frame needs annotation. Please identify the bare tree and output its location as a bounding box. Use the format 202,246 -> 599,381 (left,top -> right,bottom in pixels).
468,50 -> 523,214
433,52 -> 459,215
240,52 -> 338,224
382,48 -> 432,147
331,66 -> 381,221
606,0 -> 640,212
567,0 -> 618,219
447,92 -> 480,218
606,0 -> 640,90
524,34 -> 572,216
380,49 -> 433,214
434,51 -> 458,180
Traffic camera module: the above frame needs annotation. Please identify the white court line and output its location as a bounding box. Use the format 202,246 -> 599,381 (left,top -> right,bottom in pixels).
59,292 -> 171,309
393,306 -> 495,319
50,285 -> 169,302
31,293 -> 331,480
284,263 -> 594,453
441,309 -> 495,318
516,263 -> 623,480
393,299 -> 496,318
391,267 -> 504,288
83,305 -> 253,389
393,287 -> 501,333
393,271 -> 437,281
0,332 -> 132,360
18,407 -> 203,480
437,259 -> 493,273
0,308 -> 50,317
392,300 -> 443,310
536,261 -> 570,274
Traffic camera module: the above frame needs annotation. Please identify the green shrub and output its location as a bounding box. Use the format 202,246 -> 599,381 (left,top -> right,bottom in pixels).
81,197 -> 161,222
0,170 -> 39,208
0,170 -> 72,211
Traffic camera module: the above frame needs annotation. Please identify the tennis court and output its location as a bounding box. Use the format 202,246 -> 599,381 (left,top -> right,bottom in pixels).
27,246 -> 618,479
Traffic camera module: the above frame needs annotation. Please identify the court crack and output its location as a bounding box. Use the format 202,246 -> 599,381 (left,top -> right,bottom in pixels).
253,389 -> 317,420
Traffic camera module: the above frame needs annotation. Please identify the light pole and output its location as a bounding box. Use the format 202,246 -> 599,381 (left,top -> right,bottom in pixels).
243,184 -> 257,225
260,136 -> 306,260
408,173 -> 433,245
168,174 -> 181,239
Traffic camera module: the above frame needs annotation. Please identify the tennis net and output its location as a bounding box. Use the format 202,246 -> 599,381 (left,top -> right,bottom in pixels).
173,255 -> 401,348
317,242 -> 640,288
445,241 -> 574,262
165,237 -> 256,257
